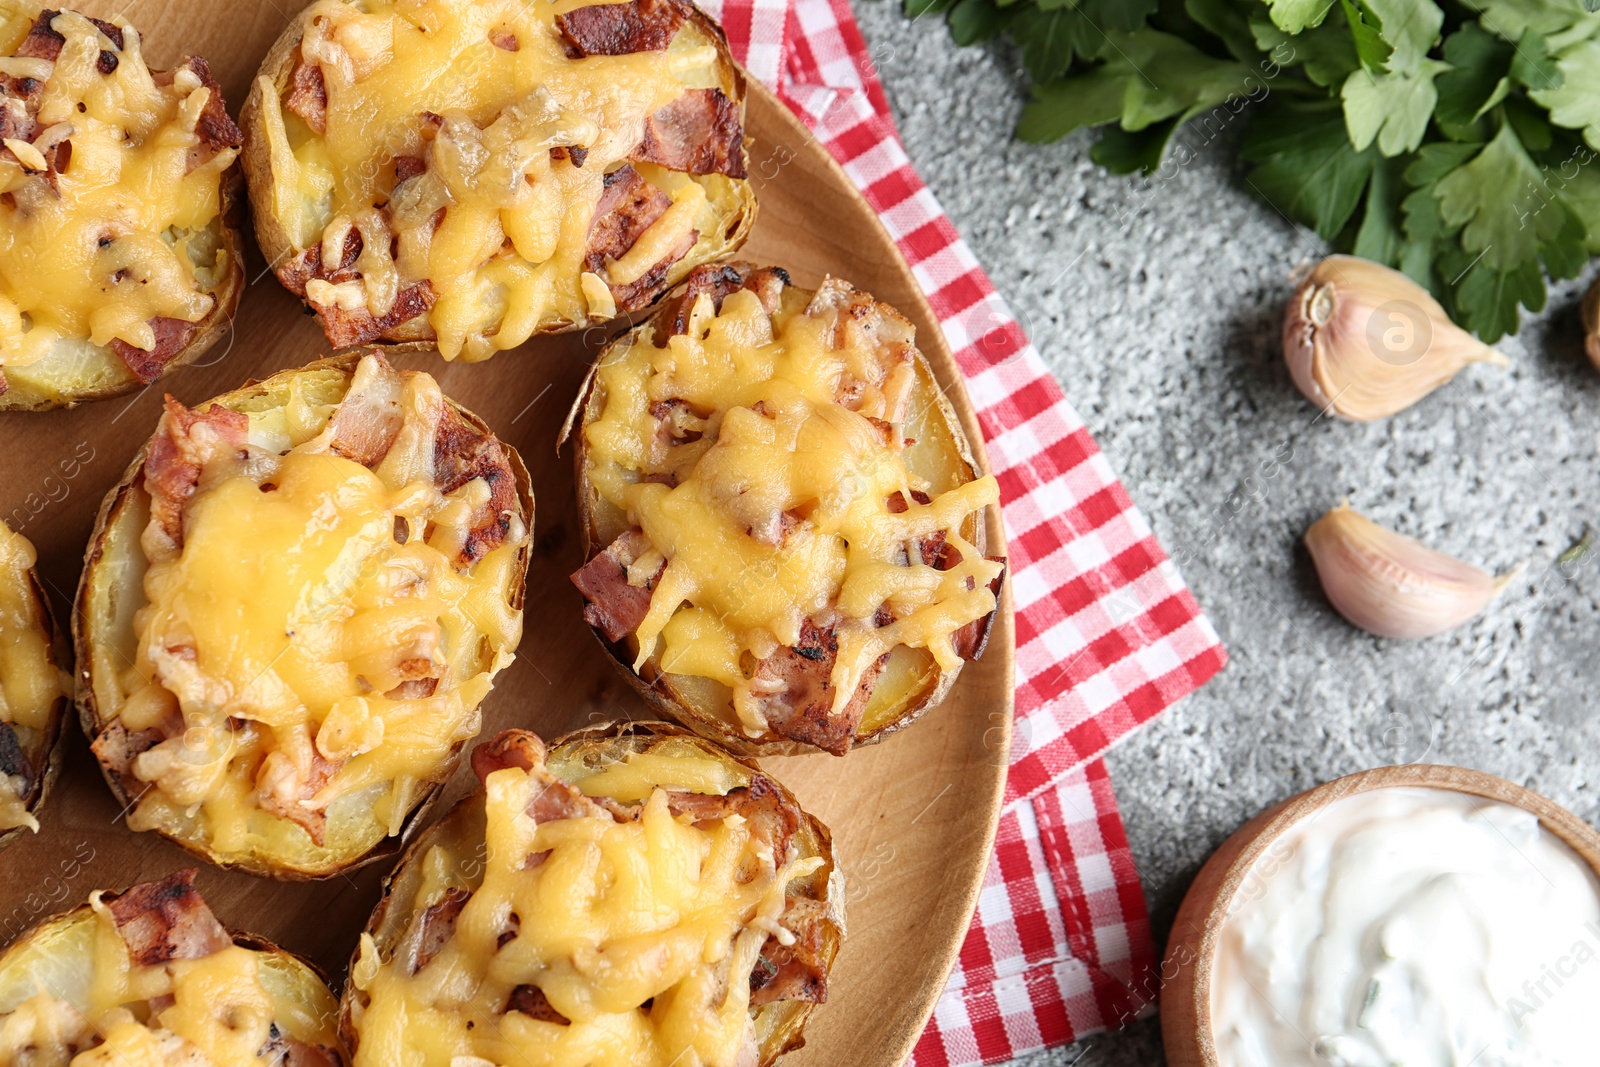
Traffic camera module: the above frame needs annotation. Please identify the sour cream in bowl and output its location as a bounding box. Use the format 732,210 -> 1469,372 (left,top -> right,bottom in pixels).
1160,766 -> 1600,1067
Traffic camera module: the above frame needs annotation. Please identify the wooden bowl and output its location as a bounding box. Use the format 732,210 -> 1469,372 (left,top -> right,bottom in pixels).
0,4 -> 1014,1065
1160,764 -> 1600,1067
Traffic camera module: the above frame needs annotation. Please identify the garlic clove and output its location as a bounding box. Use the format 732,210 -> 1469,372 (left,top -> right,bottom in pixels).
1283,255 -> 1508,421
1582,273 -> 1600,372
1304,502 -> 1520,639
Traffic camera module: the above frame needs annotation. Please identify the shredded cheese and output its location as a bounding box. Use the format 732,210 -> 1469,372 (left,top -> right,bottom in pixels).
114,359 -> 527,872
260,0 -> 746,360
584,281 -> 1002,732
350,753 -> 819,1067
0,4 -> 236,386
0,519 -> 61,834
0,899 -> 341,1065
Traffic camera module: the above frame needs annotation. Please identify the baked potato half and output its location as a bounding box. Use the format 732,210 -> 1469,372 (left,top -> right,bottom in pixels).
0,3 -> 246,411
569,263 -> 1006,756
342,722 -> 842,1067
0,868 -> 347,1065
240,0 -> 756,361
0,518 -> 69,851
75,351 -> 533,879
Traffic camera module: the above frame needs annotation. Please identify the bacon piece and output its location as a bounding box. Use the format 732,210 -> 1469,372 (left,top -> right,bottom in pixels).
109,317 -> 197,385
584,165 -> 670,275
556,0 -> 685,57
394,154 -> 426,183
432,402 -> 520,563
284,61 -> 327,135
0,98 -> 36,145
17,10 -> 124,63
658,263 -> 790,343
630,89 -> 746,179
670,774 -> 799,862
323,351 -> 404,467
281,228 -> 439,347
471,729 -> 546,781
650,397 -> 702,451
316,282 -> 437,349
257,749 -> 342,846
471,730 -> 616,827
490,29 -> 520,51
103,869 -> 232,967
284,230 -> 362,295
506,984 -> 568,1023
750,897 -> 830,1006
748,621 -> 886,756
182,56 -> 243,171
407,886 -> 469,975
550,145 -> 588,168
0,722 -> 31,786
142,397 -> 249,550
886,490 -> 931,514
570,529 -> 664,643
952,558 -> 1005,661
89,719 -> 165,778
257,1025 -> 342,1067
610,227 -> 699,313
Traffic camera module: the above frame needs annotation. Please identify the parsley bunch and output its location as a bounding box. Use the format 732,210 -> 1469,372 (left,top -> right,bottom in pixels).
917,0 -> 1600,340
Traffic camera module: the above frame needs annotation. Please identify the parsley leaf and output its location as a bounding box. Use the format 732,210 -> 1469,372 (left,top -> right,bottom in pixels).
1358,0 -> 1442,74
1341,61 -> 1449,155
947,0 -> 1012,45
1510,31 -> 1562,92
1433,23 -> 1515,140
1530,38 -> 1600,145
1242,98 -> 1378,236
1432,125 -> 1550,271
1340,0 -> 1392,71
1250,12 -> 1361,87
1265,0 -> 1336,34
1018,28 -> 1250,146
1458,0 -> 1596,42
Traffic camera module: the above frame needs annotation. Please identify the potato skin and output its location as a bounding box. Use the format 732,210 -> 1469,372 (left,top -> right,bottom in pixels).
239,0 -> 758,350
0,105 -> 246,410
0,898 -> 348,1064
567,279 -> 996,758
0,568 -> 70,856
340,720 -> 843,1067
72,353 -> 534,880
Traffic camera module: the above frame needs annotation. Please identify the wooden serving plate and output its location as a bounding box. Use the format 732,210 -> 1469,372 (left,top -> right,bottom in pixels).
1160,765 -> 1600,1067
0,6 -> 1015,1066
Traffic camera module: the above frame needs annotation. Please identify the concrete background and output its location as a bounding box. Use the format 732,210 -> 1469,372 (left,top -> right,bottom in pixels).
848,3 -> 1600,1064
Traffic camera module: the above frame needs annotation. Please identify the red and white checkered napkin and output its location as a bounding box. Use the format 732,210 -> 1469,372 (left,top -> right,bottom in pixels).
699,0 -> 1229,1060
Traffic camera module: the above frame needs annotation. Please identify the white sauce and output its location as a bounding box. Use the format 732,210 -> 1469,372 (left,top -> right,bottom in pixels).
1210,786 -> 1600,1067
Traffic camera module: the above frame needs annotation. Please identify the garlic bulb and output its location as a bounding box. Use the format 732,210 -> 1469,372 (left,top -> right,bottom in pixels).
1304,503 -> 1519,639
1283,256 -> 1508,420
1582,273 -> 1600,371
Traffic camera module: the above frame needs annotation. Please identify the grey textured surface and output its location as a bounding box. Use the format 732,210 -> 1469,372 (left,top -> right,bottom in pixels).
848,2 -> 1600,1065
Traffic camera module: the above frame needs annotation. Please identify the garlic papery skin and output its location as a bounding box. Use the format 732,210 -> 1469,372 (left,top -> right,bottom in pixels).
1283,255 -> 1508,421
1304,503 -> 1519,639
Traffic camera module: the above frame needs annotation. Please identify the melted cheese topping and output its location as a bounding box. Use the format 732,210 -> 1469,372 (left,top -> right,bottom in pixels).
259,0 -> 739,360
114,364 -> 526,869
584,284 -> 1001,733
0,903 -> 341,1065
0,520 -> 62,833
351,756 -> 818,1067
0,4 -> 235,370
